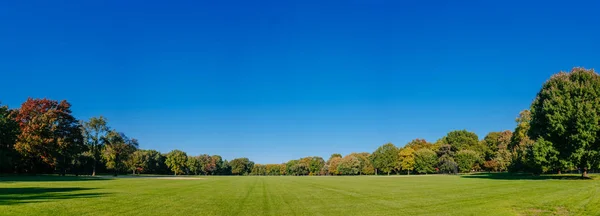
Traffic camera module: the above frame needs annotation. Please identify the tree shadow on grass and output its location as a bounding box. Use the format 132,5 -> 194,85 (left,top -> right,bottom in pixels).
460,172 -> 594,180
0,187 -> 109,205
0,175 -> 112,183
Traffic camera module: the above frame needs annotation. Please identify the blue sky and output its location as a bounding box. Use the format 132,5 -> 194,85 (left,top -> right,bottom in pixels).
1,0 -> 599,164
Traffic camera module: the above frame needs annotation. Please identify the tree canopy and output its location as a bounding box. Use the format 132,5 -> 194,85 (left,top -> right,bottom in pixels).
2,68 -> 599,177
529,68 -> 600,177
165,150 -> 187,175
372,143 -> 399,175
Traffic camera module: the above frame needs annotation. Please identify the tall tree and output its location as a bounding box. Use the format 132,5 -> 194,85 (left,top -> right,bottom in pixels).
82,116 -> 109,176
371,143 -> 399,175
482,131 -> 513,160
455,150 -> 481,173
126,150 -> 150,174
530,68 -> 600,177
211,155 -> 224,175
14,98 -> 84,175
350,152 -> 374,175
187,156 -> 201,175
165,150 -> 187,176
103,131 -> 138,176
309,156 -> 325,175
414,149 -> 437,174
145,150 -> 168,174
398,147 -> 416,175
0,103 -> 19,173
337,155 -> 361,175
230,158 -> 253,175
326,154 -> 342,175
436,144 -> 457,174
198,154 -> 216,175
441,130 -> 480,152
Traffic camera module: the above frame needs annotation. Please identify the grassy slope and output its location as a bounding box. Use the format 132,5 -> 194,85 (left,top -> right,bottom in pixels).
1,174 -> 599,216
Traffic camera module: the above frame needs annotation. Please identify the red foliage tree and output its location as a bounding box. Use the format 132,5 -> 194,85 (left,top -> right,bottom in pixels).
14,98 -> 84,175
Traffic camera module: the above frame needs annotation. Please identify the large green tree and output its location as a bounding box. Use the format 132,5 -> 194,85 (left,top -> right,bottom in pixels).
165,150 -> 187,175
230,157 -> 253,175
210,155 -> 226,175
414,149 -> 437,174
526,138 -> 559,174
308,156 -> 325,175
372,143 -> 399,175
441,130 -> 480,152
126,150 -> 149,174
82,116 -> 109,176
529,68 -> 600,177
187,155 -> 201,175
146,150 -> 168,174
14,98 -> 85,175
482,131 -> 512,160
455,150 -> 481,173
103,131 -> 138,176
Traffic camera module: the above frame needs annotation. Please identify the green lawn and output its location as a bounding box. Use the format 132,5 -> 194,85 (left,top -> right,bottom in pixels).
1,174 -> 599,215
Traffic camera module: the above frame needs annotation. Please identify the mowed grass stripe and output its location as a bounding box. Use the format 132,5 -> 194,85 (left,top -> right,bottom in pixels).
1,174 -> 599,215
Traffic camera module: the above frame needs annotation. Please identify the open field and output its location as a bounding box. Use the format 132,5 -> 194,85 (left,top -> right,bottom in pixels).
1,174 -> 599,216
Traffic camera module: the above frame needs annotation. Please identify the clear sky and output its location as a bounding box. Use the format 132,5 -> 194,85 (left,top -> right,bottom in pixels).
1,1 -> 599,164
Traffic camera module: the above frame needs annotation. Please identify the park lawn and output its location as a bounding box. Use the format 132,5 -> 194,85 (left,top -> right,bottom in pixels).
1,174 -> 599,216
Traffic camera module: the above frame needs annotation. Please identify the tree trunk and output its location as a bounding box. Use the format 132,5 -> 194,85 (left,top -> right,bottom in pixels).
582,168 -> 588,178
407,170 -> 410,175
133,169 -> 135,175
61,155 -> 66,176
92,137 -> 98,176
557,170 -> 561,175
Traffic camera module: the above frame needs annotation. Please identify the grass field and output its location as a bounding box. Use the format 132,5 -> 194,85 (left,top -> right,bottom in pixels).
1,174 -> 599,216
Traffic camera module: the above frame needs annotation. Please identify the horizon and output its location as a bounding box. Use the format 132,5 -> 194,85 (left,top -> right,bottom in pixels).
2,0 -> 599,164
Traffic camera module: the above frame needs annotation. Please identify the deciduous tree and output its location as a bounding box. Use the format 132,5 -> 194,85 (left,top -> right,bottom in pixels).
337,155 -> 361,175
127,150 -> 149,174
405,139 -> 434,151
372,143 -> 399,175
398,147 -> 415,175
230,158 -> 253,175
103,131 -> 138,176
414,149 -> 437,174
309,156 -> 325,175
82,116 -> 109,176
441,130 -> 480,152
187,156 -> 201,175
165,150 -> 187,175
455,150 -> 481,173
529,68 -> 600,177
14,98 -> 84,175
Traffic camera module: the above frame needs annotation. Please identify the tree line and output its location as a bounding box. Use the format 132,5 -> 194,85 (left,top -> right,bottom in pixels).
1,67 -> 599,177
